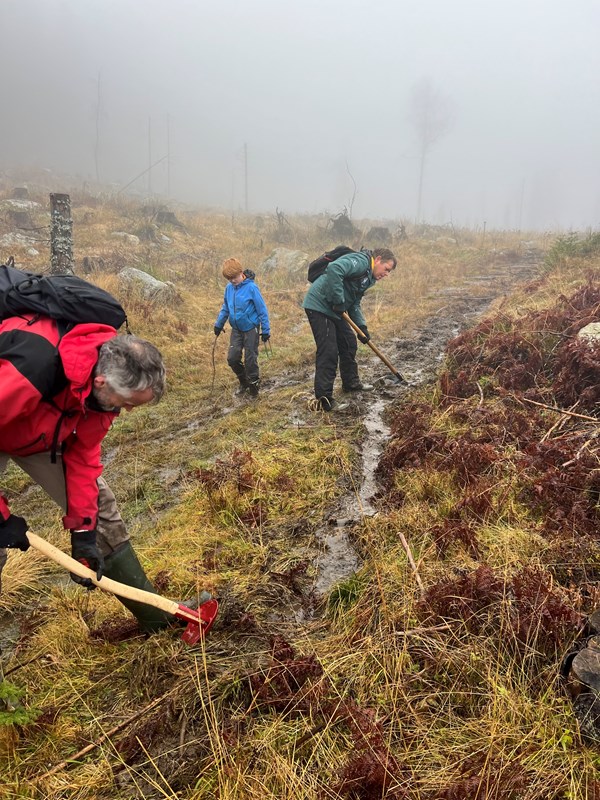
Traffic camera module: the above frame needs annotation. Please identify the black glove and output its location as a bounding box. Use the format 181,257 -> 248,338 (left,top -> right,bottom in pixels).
0,514 -> 30,551
332,304 -> 345,314
214,326 -> 223,337
357,325 -> 370,344
261,333 -> 270,343
70,530 -> 104,589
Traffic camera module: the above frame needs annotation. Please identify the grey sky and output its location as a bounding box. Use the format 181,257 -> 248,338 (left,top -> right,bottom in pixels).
1,0 -> 599,230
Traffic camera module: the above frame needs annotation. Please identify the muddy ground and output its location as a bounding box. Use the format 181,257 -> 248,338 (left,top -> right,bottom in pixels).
306,256 -> 542,605
0,255 -> 542,654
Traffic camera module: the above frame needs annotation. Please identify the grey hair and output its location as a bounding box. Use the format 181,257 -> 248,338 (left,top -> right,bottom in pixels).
95,335 -> 166,402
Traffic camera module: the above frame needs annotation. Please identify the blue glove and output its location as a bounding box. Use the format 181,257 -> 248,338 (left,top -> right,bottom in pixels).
214,326 -> 223,337
261,333 -> 270,343
0,514 -> 29,551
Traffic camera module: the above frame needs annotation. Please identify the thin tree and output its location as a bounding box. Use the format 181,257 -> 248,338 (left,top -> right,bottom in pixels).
345,160 -> 357,218
409,78 -> 452,223
93,72 -> 102,183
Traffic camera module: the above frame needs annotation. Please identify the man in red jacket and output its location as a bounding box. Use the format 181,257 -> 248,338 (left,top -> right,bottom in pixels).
0,313 -> 182,632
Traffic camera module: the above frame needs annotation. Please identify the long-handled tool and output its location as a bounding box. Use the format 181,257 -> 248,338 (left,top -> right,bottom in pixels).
342,312 -> 407,385
26,532 -> 218,645
210,334 -> 219,389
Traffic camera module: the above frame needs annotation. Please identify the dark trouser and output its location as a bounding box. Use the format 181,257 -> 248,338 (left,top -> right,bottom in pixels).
227,327 -> 260,384
305,309 -> 360,402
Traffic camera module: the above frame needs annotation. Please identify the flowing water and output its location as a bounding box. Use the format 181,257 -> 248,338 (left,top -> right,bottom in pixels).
312,260 -> 540,597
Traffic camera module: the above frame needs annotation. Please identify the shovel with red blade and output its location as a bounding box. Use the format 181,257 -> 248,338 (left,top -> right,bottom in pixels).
26,532 -> 218,645
342,311 -> 408,385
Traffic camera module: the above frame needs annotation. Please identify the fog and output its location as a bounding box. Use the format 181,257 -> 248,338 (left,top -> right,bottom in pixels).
1,0 -> 599,230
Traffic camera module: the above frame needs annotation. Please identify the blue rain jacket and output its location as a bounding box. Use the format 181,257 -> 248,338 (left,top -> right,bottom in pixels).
215,270 -> 270,334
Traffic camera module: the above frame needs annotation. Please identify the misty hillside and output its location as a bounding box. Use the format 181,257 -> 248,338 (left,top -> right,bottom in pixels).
0,178 -> 599,799
2,0 -> 600,229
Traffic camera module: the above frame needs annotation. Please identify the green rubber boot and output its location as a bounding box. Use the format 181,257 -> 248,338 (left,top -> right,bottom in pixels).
102,541 -> 174,632
102,541 -> 211,634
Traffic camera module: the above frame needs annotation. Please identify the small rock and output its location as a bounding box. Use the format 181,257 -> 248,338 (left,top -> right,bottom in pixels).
260,248 -> 309,274
111,231 -> 140,246
578,323 -> 600,343
118,267 -> 181,305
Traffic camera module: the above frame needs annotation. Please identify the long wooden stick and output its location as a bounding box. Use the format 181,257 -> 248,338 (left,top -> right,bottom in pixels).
341,312 -> 406,383
397,531 -> 425,593
33,689 -> 175,781
520,397 -> 599,422
26,532 -> 198,623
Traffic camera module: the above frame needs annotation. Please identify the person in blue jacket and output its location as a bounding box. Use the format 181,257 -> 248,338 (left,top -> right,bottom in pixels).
214,258 -> 270,397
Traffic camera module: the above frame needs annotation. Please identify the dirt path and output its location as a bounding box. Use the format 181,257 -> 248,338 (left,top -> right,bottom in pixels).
309,257 -> 542,600
0,257 -> 542,654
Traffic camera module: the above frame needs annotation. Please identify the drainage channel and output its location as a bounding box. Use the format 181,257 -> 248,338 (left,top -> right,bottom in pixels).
312,260 -> 541,598
314,394 -> 390,596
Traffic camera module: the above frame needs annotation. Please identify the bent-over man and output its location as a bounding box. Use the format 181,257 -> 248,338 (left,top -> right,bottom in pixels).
0,313 -> 193,632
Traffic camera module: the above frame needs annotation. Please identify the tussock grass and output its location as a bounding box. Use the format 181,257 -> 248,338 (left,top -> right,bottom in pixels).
5,188 -> 598,798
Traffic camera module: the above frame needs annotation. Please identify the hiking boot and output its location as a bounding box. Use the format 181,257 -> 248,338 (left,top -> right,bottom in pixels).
247,380 -> 260,398
235,376 -> 249,396
310,397 -> 349,412
342,383 -> 374,393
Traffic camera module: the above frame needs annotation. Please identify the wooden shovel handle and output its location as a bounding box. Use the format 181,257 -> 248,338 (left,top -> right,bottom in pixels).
341,312 -> 406,381
26,531 -> 181,617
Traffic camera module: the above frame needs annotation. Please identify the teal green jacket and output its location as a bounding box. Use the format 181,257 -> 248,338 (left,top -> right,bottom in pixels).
302,251 -> 375,327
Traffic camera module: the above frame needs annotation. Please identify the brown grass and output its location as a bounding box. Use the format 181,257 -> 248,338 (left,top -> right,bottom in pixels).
4,186 -> 596,799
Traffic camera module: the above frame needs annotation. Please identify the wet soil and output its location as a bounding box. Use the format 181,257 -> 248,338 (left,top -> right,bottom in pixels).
309,258 -> 541,599
0,257 -> 541,656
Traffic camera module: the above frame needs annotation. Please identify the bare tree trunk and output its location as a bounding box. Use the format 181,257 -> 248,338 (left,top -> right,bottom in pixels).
416,147 -> 426,224
49,193 -> 74,275
244,142 -> 248,213
94,72 -> 101,183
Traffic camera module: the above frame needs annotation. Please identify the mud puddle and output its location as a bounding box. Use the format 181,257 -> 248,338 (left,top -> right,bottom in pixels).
312,260 -> 540,597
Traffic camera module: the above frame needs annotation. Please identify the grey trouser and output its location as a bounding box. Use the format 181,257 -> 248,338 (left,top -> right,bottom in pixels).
227,327 -> 260,384
0,451 -> 129,586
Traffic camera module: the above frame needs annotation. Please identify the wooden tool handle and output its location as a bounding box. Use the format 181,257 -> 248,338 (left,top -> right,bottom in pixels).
341,312 -> 405,379
341,311 -> 364,336
26,531 -> 180,616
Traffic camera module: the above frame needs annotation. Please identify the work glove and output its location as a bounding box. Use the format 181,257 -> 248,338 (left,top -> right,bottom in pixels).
214,326 -> 223,337
261,333 -> 270,343
357,325 -> 371,344
332,304 -> 345,314
0,514 -> 30,551
70,529 -> 104,589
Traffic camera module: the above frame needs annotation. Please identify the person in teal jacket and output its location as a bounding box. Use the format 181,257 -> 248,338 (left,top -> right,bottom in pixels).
302,248 -> 396,411
214,258 -> 270,397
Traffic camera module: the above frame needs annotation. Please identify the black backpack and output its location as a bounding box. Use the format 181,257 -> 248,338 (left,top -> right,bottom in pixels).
0,256 -> 127,330
307,245 -> 356,283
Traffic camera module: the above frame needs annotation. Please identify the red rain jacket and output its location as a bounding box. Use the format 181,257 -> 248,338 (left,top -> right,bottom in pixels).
0,314 -> 119,530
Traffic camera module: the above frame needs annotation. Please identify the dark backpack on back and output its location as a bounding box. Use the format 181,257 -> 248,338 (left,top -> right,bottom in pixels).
307,245 -> 356,283
0,256 -> 127,330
